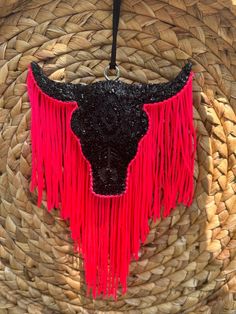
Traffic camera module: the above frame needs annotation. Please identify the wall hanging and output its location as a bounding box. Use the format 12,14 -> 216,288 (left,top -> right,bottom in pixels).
27,0 -> 197,299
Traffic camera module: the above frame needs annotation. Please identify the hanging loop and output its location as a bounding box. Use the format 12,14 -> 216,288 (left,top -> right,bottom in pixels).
104,0 -> 122,80
104,65 -> 120,81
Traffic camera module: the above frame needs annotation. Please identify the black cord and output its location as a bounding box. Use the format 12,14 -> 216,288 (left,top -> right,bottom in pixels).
109,0 -> 122,70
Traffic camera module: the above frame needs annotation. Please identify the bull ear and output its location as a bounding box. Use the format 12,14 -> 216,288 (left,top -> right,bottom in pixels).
130,61 -> 193,105
29,62 -> 85,102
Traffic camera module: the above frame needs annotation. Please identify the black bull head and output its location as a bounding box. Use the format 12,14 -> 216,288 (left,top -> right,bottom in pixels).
30,61 -> 192,196
70,90 -> 149,196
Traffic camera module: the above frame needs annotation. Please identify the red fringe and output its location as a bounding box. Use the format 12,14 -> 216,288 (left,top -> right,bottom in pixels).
27,67 -> 196,299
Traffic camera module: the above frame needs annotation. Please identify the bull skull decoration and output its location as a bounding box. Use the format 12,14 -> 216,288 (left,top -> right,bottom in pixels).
26,0 -> 197,300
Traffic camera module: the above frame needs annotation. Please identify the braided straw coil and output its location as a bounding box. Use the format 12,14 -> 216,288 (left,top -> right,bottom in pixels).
0,0 -> 236,313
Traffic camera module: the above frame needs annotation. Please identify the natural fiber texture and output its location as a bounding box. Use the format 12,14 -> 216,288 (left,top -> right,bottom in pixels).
0,0 -> 236,313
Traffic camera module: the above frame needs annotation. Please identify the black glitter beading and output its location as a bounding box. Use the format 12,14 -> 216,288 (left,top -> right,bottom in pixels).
30,61 -> 192,195
70,92 -> 148,195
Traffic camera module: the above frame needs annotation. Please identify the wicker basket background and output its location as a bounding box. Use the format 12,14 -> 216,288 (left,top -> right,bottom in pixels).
0,0 -> 236,313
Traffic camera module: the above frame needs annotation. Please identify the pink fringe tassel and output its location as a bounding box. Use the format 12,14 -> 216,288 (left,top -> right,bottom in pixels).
27,67 -> 196,299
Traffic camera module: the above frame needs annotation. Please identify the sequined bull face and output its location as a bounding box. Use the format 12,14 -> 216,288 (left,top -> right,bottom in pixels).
70,92 -> 149,196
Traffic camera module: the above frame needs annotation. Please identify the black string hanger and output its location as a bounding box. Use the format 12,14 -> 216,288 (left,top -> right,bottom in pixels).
104,0 -> 122,81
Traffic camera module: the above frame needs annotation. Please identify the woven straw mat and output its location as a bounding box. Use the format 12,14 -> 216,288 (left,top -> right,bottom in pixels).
0,0 -> 236,313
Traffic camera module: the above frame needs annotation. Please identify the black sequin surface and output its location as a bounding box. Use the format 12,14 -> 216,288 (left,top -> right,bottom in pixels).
30,61 -> 192,195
